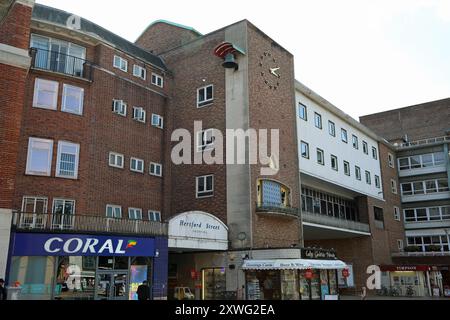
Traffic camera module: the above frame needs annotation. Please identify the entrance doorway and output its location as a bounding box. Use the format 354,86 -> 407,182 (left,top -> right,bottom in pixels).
95,271 -> 128,300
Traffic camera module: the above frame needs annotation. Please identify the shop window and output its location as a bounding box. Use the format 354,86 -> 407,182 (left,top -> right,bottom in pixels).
54,256 -> 96,300
202,268 -> 226,300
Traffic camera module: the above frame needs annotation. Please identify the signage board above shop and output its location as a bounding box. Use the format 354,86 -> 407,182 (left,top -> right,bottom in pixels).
12,233 -> 156,257
301,248 -> 337,260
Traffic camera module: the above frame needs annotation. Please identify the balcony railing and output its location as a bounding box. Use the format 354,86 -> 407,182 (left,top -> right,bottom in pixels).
392,251 -> 450,258
12,212 -> 167,237
302,211 -> 370,233
395,135 -> 450,149
255,202 -> 299,218
30,48 -> 93,81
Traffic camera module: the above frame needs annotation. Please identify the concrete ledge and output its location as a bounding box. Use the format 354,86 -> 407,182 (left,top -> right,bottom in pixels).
15,0 -> 35,8
0,43 -> 31,69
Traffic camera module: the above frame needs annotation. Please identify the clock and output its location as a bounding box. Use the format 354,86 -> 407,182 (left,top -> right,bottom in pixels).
259,51 -> 281,90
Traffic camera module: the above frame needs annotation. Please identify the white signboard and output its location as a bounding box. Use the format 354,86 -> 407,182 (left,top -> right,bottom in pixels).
168,211 -> 228,250
338,264 -> 355,288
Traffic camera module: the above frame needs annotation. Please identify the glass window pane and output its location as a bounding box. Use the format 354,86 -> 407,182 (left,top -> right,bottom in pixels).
410,156 -> 421,168
413,182 -> 424,194
421,154 -> 433,167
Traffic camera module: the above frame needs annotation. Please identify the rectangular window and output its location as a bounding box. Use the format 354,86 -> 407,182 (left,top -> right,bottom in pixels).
22,196 -> 48,214
397,239 -> 404,251
341,129 -> 348,143
355,166 -> 361,181
56,141 -> 80,179
132,107 -> 146,123
375,175 -> 381,188
151,114 -> 164,129
197,129 -> 215,151
109,152 -> 124,169
317,148 -> 325,165
133,65 -> 146,80
391,179 -> 398,194
365,171 -> 371,185
328,121 -> 336,137
374,206 -> 384,221
33,78 -> 58,110
148,210 -> 161,222
344,161 -> 350,176
62,84 -> 84,115
363,141 -> 368,155
394,207 -> 401,221
437,179 -> 449,192
112,99 -> 127,116
298,103 -> 307,121
401,183 -> 413,196
398,157 -> 410,170
196,175 -> 214,198
372,147 -> 378,160
197,85 -> 214,107
301,141 -> 309,159
106,205 -> 122,219
113,55 -> 128,72
26,138 -> 53,176
331,155 -> 338,171
151,73 -> 164,88
352,135 -> 359,149
388,153 -> 395,168
128,208 -> 143,220
314,112 -> 322,129
150,162 -> 162,177
130,157 -> 144,173
52,199 -> 75,229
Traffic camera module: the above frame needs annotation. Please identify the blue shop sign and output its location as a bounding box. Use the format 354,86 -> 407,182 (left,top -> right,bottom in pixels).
12,233 -> 156,257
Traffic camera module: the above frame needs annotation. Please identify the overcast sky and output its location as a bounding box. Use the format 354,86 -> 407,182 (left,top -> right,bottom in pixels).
37,0 -> 450,120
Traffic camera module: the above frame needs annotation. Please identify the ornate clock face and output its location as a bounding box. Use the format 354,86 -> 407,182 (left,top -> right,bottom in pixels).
259,51 -> 281,90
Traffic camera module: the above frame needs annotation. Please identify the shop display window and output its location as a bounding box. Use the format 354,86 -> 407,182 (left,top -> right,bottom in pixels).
54,256 -> 96,300
202,268 -> 226,300
280,270 -> 299,300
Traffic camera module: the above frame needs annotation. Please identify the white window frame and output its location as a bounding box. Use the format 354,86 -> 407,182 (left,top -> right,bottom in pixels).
301,141 -> 309,159
391,179 -> 398,194
132,106 -> 146,123
328,121 -> 336,137
298,103 -> 307,121
314,112 -> 322,129
151,114 -> 164,129
151,73 -> 164,88
150,162 -> 163,177
21,196 -> 48,214
128,208 -> 143,220
341,128 -> 348,143
363,141 -> 368,155
148,210 -> 162,222
62,84 -> 84,115
375,175 -> 381,188
388,153 -> 395,168
133,65 -> 146,80
112,99 -> 127,116
56,141 -> 80,179
113,55 -> 128,72
197,84 -> 214,107
355,166 -> 361,181
352,135 -> 359,149
196,175 -> 214,198
331,155 -> 338,171
109,152 -> 124,169
33,78 -> 59,110
197,129 -> 215,152
344,161 -> 350,176
365,171 -> 371,185
26,137 -> 54,176
317,148 -> 325,165
130,157 -> 144,173
372,147 -> 378,160
394,207 -> 401,221
106,204 -> 122,219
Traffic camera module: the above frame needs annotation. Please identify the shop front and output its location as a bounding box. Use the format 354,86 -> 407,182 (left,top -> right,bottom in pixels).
7,232 -> 167,300
380,265 -> 431,297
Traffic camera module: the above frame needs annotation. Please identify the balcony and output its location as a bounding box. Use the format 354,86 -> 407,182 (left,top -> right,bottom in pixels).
395,135 -> 450,149
255,202 -> 299,219
30,48 -> 93,81
392,251 -> 450,258
401,191 -> 450,203
12,212 -> 167,237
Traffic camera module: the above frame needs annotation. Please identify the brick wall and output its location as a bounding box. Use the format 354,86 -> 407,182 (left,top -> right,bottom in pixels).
0,1 -> 33,49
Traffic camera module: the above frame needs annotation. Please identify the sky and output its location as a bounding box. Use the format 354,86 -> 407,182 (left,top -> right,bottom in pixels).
36,0 -> 450,120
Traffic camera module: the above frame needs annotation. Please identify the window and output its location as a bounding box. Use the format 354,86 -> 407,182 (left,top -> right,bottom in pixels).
197,129 -> 215,151
314,113 -> 322,129
148,210 -> 161,222
355,166 -> 361,181
106,205 -> 122,218
151,114 -> 164,129
132,107 -> 146,123
388,153 -> 395,168
298,103 -> 307,121
196,175 -> 214,198
197,85 -> 214,107
398,152 -> 446,170
113,55 -> 128,72
341,129 -> 348,143
22,196 -> 48,214
130,157 -> 144,173
26,138 -> 53,176
391,179 -> 398,194
317,148 -> 325,165
331,155 -> 338,171
344,161 -> 350,176
363,141 -> 368,155
397,239 -> 404,251
62,84 -> 84,115
394,207 -> 401,221
375,175 -> 380,188
372,147 -> 378,160
112,99 -> 127,116
133,65 -> 146,80
56,141 -> 80,179
109,152 -> 124,169
128,208 -> 143,220
328,121 -> 336,137
301,141 -> 309,159
374,206 -> 384,222
150,162 -> 162,177
352,135 -> 359,149
52,199 -> 75,229
259,180 -> 291,207
365,171 -> 371,185
33,78 -> 58,110
401,183 -> 413,196
151,73 -> 164,88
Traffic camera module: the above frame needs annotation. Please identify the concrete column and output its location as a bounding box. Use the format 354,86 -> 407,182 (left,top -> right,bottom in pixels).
0,209 -> 13,279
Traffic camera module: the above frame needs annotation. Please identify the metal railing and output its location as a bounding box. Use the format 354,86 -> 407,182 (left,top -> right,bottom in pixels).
392,251 -> 450,257
255,202 -> 299,217
395,135 -> 450,149
30,48 -> 93,80
12,212 -> 168,237
301,211 -> 371,233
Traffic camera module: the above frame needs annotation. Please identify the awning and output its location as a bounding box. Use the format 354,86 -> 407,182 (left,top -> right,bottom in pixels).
242,259 -> 347,270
